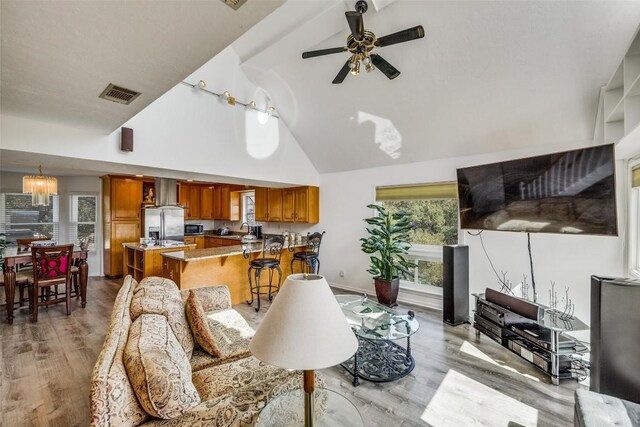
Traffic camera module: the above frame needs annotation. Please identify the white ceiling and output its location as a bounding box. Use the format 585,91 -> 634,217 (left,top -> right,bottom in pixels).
0,0 -> 283,132
2,1 -> 640,175
234,1 -> 640,173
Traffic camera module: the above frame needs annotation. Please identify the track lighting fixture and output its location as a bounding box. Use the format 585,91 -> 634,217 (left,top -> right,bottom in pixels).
180,81 -> 279,119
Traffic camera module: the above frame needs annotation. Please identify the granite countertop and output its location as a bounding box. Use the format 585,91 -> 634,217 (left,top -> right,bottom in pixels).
161,241 -> 307,262
123,242 -> 196,251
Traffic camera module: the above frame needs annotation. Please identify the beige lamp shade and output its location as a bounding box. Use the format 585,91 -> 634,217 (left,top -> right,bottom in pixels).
250,274 -> 358,371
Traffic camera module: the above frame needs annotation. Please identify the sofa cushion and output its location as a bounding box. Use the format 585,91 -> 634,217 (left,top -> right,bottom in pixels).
185,291 -> 253,359
189,348 -> 250,373
191,356 -> 294,401
189,285 -> 232,312
124,314 -> 201,419
130,276 -> 195,358
575,389 -> 639,427
89,275 -> 149,427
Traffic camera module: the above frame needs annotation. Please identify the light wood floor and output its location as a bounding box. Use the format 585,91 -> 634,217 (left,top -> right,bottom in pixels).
1,277 -> 582,426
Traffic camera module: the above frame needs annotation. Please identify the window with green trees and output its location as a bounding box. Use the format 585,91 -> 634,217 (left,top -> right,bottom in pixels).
376,183 -> 459,288
0,193 -> 59,244
70,195 -> 97,251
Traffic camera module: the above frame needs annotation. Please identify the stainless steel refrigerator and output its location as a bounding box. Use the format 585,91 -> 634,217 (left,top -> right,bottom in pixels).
142,206 -> 185,243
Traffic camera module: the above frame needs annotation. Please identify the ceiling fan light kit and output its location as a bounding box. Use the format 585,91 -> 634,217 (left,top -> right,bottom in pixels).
302,0 -> 425,84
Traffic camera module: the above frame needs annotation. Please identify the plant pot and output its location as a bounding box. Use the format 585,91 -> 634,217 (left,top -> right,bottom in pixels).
374,277 -> 400,307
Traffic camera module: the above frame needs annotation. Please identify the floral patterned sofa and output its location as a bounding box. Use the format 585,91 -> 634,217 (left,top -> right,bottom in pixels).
89,276 -> 310,427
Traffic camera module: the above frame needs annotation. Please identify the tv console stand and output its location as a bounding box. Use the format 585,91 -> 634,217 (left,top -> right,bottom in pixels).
473,293 -> 588,385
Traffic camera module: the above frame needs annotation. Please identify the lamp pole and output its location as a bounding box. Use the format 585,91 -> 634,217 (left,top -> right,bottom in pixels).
303,370 -> 315,427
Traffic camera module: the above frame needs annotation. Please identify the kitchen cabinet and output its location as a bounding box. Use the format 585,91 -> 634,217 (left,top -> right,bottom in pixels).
189,185 -> 201,219
254,187 -> 269,222
184,236 -> 205,249
112,178 -> 142,220
205,236 -> 242,248
267,188 -> 283,222
123,244 -> 194,282
109,221 -> 140,277
213,186 -> 240,221
282,186 -> 319,223
178,183 -> 191,217
201,186 -> 214,219
103,175 -> 145,278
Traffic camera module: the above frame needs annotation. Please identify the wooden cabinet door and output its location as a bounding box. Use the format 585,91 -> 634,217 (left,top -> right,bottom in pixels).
111,221 -> 140,276
112,178 -> 142,220
195,236 -> 205,249
282,189 -> 295,222
179,183 -> 191,219
184,236 -> 196,245
189,185 -> 201,219
268,188 -> 283,222
294,187 -> 309,222
254,187 -> 269,222
214,186 -> 231,220
201,186 -> 214,219
205,236 -> 216,249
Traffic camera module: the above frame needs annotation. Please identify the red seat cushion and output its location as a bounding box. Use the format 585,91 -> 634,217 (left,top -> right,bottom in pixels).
39,256 -> 69,277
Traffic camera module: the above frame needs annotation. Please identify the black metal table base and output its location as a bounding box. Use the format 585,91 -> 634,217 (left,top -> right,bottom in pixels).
341,336 -> 415,386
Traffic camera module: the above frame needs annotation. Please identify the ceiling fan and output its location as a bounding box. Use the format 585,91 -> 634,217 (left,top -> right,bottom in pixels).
302,0 -> 424,84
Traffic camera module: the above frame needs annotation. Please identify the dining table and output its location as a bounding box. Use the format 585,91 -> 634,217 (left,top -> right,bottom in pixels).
2,248 -> 88,324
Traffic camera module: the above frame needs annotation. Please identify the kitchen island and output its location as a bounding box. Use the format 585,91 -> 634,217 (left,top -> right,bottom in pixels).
123,242 -> 196,282
160,241 -> 306,305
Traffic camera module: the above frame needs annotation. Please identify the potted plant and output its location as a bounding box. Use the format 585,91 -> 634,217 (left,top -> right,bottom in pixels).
360,204 -> 413,307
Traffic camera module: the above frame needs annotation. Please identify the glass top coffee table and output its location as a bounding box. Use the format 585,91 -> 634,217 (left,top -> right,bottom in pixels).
336,294 -> 420,386
254,388 -> 363,427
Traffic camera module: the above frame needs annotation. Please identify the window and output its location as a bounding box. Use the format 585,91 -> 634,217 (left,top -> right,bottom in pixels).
0,193 -> 59,245
376,183 -> 459,290
69,194 -> 97,251
242,192 -> 255,224
630,165 -> 640,278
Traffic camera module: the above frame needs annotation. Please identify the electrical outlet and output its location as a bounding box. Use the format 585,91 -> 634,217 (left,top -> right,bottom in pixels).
339,270 -> 345,278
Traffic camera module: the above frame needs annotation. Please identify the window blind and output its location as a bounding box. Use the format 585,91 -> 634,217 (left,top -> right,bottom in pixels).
375,182 -> 458,201
633,167 -> 640,188
0,193 -> 59,244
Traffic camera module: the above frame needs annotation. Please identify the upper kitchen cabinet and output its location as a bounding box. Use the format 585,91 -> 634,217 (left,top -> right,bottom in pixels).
254,187 -> 269,222
201,186 -> 214,219
112,177 -> 142,220
268,188 -> 283,222
213,185 -> 230,220
282,186 -> 319,223
189,185 -> 201,219
178,183 -> 201,219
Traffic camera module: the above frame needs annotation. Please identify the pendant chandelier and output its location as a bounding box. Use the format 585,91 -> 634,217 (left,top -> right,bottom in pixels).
22,165 -> 58,206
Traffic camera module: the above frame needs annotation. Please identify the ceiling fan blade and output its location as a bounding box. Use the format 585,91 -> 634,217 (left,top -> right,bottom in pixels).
371,54 -> 400,80
376,25 -> 425,47
302,47 -> 348,59
345,11 -> 364,41
332,61 -> 351,84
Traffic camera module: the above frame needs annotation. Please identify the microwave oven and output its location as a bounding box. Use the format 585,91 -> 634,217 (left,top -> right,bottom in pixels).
184,224 -> 204,235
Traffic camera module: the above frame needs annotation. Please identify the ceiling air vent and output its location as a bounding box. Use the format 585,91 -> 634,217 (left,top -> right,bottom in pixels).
220,0 -> 248,10
99,83 -> 141,105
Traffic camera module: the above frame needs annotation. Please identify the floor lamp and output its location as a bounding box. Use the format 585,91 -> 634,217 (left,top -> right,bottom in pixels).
250,274 -> 358,427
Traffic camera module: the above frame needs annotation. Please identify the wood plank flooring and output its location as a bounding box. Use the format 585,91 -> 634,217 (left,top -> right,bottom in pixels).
1,277 -> 582,426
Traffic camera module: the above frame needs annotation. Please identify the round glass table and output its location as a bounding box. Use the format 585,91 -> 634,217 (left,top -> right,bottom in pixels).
254,388 -> 363,427
336,294 -> 420,386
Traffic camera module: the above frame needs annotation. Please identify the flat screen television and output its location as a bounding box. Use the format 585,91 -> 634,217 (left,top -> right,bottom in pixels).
456,144 -> 617,235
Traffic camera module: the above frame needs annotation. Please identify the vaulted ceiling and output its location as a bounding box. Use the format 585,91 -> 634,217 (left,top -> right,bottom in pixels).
0,0 -> 283,131
234,0 -> 640,172
2,1 -> 640,174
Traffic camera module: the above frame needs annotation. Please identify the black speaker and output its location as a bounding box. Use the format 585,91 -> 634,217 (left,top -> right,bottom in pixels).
443,245 -> 469,326
121,127 -> 133,152
590,275 -> 640,403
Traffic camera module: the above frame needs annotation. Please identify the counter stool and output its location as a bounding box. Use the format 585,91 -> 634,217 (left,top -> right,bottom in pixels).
246,236 -> 284,312
290,231 -> 325,275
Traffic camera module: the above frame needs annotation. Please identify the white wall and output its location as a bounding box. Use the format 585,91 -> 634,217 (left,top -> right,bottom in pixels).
0,47 -> 319,187
1,171 -> 103,276
319,144 -> 626,324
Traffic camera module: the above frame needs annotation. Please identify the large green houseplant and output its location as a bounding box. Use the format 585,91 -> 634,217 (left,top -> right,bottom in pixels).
360,204 -> 413,307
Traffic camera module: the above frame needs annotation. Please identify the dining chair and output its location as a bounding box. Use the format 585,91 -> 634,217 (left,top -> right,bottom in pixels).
29,244 -> 74,322
15,237 -> 50,304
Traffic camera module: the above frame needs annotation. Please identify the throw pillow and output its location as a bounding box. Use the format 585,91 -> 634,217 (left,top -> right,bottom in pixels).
123,314 -> 200,419
130,277 -> 195,359
185,290 -> 254,359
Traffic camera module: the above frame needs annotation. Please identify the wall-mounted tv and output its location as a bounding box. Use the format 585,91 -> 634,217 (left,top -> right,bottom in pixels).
456,144 -> 617,235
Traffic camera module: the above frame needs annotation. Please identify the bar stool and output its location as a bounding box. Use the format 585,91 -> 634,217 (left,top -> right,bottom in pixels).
246,236 -> 284,312
290,231 -> 325,275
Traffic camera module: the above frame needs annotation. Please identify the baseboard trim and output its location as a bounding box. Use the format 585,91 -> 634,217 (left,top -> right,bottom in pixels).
328,281 -> 443,311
